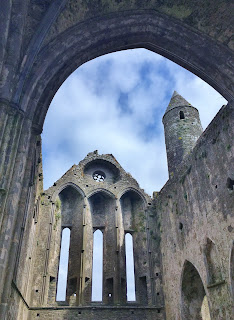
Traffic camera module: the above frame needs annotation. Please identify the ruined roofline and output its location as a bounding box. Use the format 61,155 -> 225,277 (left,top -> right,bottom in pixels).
42,150 -> 151,200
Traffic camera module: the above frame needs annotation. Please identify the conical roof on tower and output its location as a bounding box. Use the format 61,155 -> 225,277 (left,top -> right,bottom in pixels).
163,91 -> 192,116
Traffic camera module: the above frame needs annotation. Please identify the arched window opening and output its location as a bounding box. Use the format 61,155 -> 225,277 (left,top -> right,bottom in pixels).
125,233 -> 136,301
181,261 -> 211,320
56,228 -> 71,301
180,111 -> 185,119
93,170 -> 106,182
92,230 -> 103,301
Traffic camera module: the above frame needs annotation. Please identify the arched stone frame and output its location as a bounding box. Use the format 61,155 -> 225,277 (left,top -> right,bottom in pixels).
51,182 -> 86,204
12,10 -> 232,127
88,190 -> 117,304
0,3 -> 233,319
120,188 -> 149,305
47,184 -> 85,306
87,188 -> 116,201
180,260 -> 211,320
83,158 -> 121,184
119,187 -> 147,209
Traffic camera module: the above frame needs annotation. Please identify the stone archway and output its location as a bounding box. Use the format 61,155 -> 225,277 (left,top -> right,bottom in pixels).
181,261 -> 211,320
0,2 -> 233,319
20,10 -> 233,130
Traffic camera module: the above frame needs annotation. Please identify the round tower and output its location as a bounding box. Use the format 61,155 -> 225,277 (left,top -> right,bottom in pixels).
162,91 -> 203,178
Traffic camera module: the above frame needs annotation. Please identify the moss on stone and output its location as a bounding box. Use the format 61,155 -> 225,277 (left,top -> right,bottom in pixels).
55,198 -> 61,211
161,4 -> 192,20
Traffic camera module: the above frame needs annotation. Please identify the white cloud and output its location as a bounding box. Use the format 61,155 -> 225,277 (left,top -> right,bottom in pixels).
42,48 -> 227,195
46,49 -> 227,300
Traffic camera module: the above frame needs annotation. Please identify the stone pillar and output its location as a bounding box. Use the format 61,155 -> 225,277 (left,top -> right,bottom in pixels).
81,197 -> 93,305
0,100 -> 39,319
78,198 -> 88,305
114,201 -> 121,304
0,101 -> 24,228
145,205 -> 155,306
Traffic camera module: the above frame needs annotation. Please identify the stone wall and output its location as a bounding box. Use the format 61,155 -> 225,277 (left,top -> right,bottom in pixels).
0,2 -> 233,319
29,306 -> 164,320
22,152 -> 165,320
157,103 -> 234,319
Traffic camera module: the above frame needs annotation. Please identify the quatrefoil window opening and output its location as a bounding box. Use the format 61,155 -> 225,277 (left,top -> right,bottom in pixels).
93,171 -> 106,182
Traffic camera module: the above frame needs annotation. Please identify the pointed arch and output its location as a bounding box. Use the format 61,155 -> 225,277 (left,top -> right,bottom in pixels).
20,10 -> 233,125
87,188 -> 116,201
120,189 -> 148,304
47,185 -> 85,305
119,187 -> 147,208
51,182 -> 85,203
181,260 -> 211,320
88,190 -> 116,304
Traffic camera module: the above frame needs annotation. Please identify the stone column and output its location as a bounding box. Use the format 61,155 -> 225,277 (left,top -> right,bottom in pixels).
78,199 -> 88,305
114,199 -> 124,304
81,197 -> 93,304
0,100 -> 38,319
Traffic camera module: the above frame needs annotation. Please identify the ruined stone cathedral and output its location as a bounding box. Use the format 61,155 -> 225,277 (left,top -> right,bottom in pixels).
5,92 -> 232,320
0,1 -> 233,320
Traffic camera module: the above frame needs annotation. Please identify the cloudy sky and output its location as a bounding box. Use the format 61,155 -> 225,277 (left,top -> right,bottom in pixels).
42,48 -> 226,196
46,48 -> 227,300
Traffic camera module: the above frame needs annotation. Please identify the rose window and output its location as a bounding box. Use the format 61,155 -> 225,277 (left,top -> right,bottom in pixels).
93,171 -> 106,182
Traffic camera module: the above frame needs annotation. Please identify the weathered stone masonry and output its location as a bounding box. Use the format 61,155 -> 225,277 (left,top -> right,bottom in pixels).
4,92 -> 234,320
26,151 -> 164,319
160,97 -> 234,320
0,1 -> 233,319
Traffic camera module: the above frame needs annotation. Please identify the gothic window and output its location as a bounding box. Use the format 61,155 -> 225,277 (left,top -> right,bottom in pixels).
180,111 -> 185,119
125,233 -> 136,301
92,230 -> 103,301
56,228 -> 71,301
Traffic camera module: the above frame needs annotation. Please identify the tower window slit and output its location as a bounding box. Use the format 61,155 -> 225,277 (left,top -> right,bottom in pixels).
91,230 -> 103,301
125,233 -> 136,301
180,111 -> 185,119
56,228 -> 71,301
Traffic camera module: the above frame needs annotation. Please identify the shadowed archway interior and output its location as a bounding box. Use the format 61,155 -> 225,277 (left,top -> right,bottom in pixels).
181,261 -> 211,320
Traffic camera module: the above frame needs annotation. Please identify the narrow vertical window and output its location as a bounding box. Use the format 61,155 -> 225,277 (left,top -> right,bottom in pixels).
92,230 -> 103,301
125,233 -> 136,301
56,228 -> 71,301
180,111 -> 185,119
